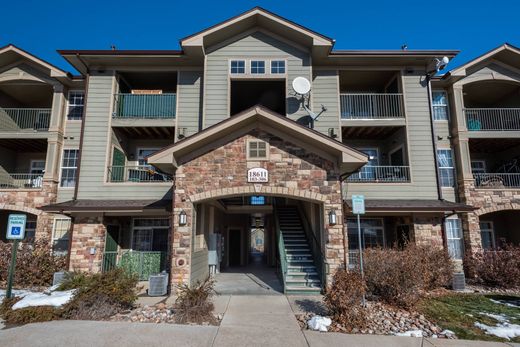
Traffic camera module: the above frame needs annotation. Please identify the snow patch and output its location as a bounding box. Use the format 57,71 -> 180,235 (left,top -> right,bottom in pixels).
395,330 -> 424,337
0,289 -> 32,301
474,322 -> 520,340
307,316 -> 332,332
489,298 -> 520,308
479,312 -> 509,322
11,290 -> 75,310
440,329 -> 455,335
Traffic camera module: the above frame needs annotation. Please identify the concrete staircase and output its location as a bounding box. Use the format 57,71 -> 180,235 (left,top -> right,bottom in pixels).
276,206 -> 322,295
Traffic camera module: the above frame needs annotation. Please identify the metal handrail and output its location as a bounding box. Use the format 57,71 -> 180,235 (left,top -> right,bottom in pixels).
296,205 -> 325,290
107,165 -> 173,183
347,165 -> 411,183
465,108 -> 520,131
0,173 -> 43,189
473,173 -> 520,189
0,108 -> 51,131
273,208 -> 288,293
113,93 -> 176,118
340,93 -> 405,119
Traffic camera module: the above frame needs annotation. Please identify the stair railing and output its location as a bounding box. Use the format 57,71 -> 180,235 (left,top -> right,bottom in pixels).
297,205 -> 326,291
273,207 -> 288,294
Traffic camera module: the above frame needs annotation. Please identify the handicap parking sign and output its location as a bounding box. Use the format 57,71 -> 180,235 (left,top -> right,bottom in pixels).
6,214 -> 27,240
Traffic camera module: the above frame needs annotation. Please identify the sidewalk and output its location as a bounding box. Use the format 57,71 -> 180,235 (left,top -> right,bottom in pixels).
1,295 -> 518,347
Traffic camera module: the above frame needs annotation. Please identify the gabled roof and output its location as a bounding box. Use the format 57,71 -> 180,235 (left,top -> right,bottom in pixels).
148,105 -> 368,175
0,44 -> 71,79
180,7 -> 333,56
445,43 -> 520,78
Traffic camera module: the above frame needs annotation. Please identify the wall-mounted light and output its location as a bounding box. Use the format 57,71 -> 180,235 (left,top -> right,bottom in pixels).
328,209 -> 337,226
179,210 -> 187,226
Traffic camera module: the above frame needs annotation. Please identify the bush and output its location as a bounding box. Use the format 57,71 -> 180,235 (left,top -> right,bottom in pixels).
0,296 -> 59,325
324,270 -> 367,331
363,244 -> 453,308
0,239 -> 67,288
60,268 -> 138,320
175,278 -> 216,325
464,245 -> 520,289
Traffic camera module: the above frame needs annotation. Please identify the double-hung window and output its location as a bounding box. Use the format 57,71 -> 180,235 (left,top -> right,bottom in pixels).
60,149 -> 79,187
346,218 -> 384,266
479,221 -> 495,250
251,60 -> 265,74
67,91 -> 85,120
432,91 -> 448,121
437,149 -> 455,187
271,60 -> 285,74
446,218 -> 463,259
230,60 -> 245,74
52,218 -> 71,255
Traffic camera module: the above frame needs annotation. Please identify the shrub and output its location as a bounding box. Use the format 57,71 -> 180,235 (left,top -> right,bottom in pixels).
363,244 -> 453,308
464,245 -> 520,289
60,268 -> 138,320
175,278 -> 216,325
0,239 -> 67,288
324,270 -> 367,331
0,296 -> 59,325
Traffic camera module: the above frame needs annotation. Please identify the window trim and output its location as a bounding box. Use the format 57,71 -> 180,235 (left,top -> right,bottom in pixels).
136,147 -> 161,167
30,159 -> 46,174
479,220 -> 495,249
445,217 -> 463,259
59,148 -> 79,188
131,218 -> 170,251
437,148 -> 455,188
52,217 -> 71,255
432,90 -> 449,121
270,60 -> 286,74
229,60 -> 246,75
67,90 -> 85,121
250,60 -> 266,74
246,139 -> 269,161
471,160 -> 487,174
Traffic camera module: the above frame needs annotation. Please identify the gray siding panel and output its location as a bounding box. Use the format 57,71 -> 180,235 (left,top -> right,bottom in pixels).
312,70 -> 340,135
177,71 -> 202,138
190,250 -> 209,286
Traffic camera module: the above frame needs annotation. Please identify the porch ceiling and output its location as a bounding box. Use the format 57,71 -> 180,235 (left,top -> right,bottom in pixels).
344,199 -> 475,213
41,199 -> 172,213
0,138 -> 47,151
342,126 -> 402,140
113,126 -> 174,140
469,138 -> 520,153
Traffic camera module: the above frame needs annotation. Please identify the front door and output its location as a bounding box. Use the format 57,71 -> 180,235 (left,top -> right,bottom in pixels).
103,225 -> 119,272
229,229 -> 241,266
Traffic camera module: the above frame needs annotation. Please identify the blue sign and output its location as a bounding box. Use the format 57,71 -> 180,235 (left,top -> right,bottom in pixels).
351,195 -> 365,215
6,214 -> 27,240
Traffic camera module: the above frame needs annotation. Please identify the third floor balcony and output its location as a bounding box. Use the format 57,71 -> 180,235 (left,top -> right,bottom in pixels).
465,108 -> 520,131
113,93 -> 176,119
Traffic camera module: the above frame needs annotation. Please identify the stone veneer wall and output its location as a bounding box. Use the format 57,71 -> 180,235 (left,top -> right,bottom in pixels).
411,215 -> 444,247
68,215 -> 106,273
459,178 -> 520,252
171,130 -> 344,288
0,180 -> 58,241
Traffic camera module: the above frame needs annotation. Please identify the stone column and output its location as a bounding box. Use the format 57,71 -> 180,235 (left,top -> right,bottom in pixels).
411,214 -> 444,248
170,182 -> 193,289
69,215 -> 106,273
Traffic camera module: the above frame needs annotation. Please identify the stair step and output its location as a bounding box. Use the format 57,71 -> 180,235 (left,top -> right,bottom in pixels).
285,286 -> 321,293
286,255 -> 312,259
283,239 -> 307,243
283,234 -> 305,237
286,271 -> 319,277
288,265 -> 317,271
287,259 -> 314,263
286,278 -> 321,285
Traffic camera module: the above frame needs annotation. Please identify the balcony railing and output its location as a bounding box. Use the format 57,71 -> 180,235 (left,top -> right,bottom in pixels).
465,108 -> 520,131
473,173 -> 520,189
113,93 -> 176,119
107,165 -> 173,183
340,93 -> 405,119
347,166 -> 411,183
0,108 -> 51,131
0,173 -> 43,189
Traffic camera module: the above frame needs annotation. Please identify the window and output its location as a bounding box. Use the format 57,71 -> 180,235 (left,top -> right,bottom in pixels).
67,91 -> 85,120
52,218 -> 71,255
432,91 -> 448,121
25,220 -> 37,240
471,160 -> 486,174
247,140 -> 268,160
352,148 -> 379,180
446,218 -> 463,259
60,149 -> 79,187
137,148 -> 160,167
480,221 -> 495,250
271,60 -> 285,74
251,60 -> 265,74
30,160 -> 45,188
437,149 -> 455,187
346,218 -> 384,266
230,60 -> 245,74
132,218 -> 169,253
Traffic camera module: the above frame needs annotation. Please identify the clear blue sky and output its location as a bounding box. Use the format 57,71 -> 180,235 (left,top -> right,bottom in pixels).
2,0 -> 519,74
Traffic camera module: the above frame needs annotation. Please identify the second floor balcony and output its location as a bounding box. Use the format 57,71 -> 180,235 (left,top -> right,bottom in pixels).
465,108 -> 520,131
0,108 -> 51,132
473,172 -> 520,189
340,93 -> 405,120
0,173 -> 43,189
113,93 -> 176,119
107,165 -> 173,183
347,165 -> 411,183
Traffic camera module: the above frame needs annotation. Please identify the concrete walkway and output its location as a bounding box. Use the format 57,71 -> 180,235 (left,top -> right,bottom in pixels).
1,295 -> 519,347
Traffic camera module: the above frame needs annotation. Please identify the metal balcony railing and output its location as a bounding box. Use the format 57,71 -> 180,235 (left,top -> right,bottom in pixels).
113,93 -> 176,118
0,108 -> 51,131
347,166 -> 411,183
107,165 -> 173,183
465,108 -> 520,131
473,173 -> 520,189
0,173 -> 43,189
340,93 -> 405,119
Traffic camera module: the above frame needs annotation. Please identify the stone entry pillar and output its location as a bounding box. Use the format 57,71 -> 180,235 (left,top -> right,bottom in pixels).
69,215 -> 106,273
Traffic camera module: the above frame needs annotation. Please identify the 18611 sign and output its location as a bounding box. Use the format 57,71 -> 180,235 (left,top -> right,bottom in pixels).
247,168 -> 268,183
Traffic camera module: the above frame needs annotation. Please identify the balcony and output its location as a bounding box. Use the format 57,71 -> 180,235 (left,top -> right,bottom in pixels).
340,93 -> 405,120
0,173 -> 43,189
347,165 -> 411,183
107,165 -> 173,183
113,93 -> 176,119
465,108 -> 520,131
0,108 -> 51,131
473,173 -> 520,189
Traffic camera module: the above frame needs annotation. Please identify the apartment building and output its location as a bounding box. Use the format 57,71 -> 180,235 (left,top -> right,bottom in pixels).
1,8 -> 518,293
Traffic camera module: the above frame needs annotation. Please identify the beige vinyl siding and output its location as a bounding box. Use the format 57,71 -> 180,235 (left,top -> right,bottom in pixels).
467,63 -> 520,81
204,31 -> 311,128
176,71 -> 203,139
63,120 -> 82,147
75,72 -> 172,200
190,250 -> 209,286
312,70 -> 340,136
346,72 -> 438,199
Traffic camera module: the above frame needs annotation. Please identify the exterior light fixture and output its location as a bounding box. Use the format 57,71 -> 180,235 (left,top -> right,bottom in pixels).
328,209 -> 337,226
179,210 -> 187,226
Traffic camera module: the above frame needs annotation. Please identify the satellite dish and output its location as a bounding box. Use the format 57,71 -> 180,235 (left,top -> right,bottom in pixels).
292,77 -> 311,95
